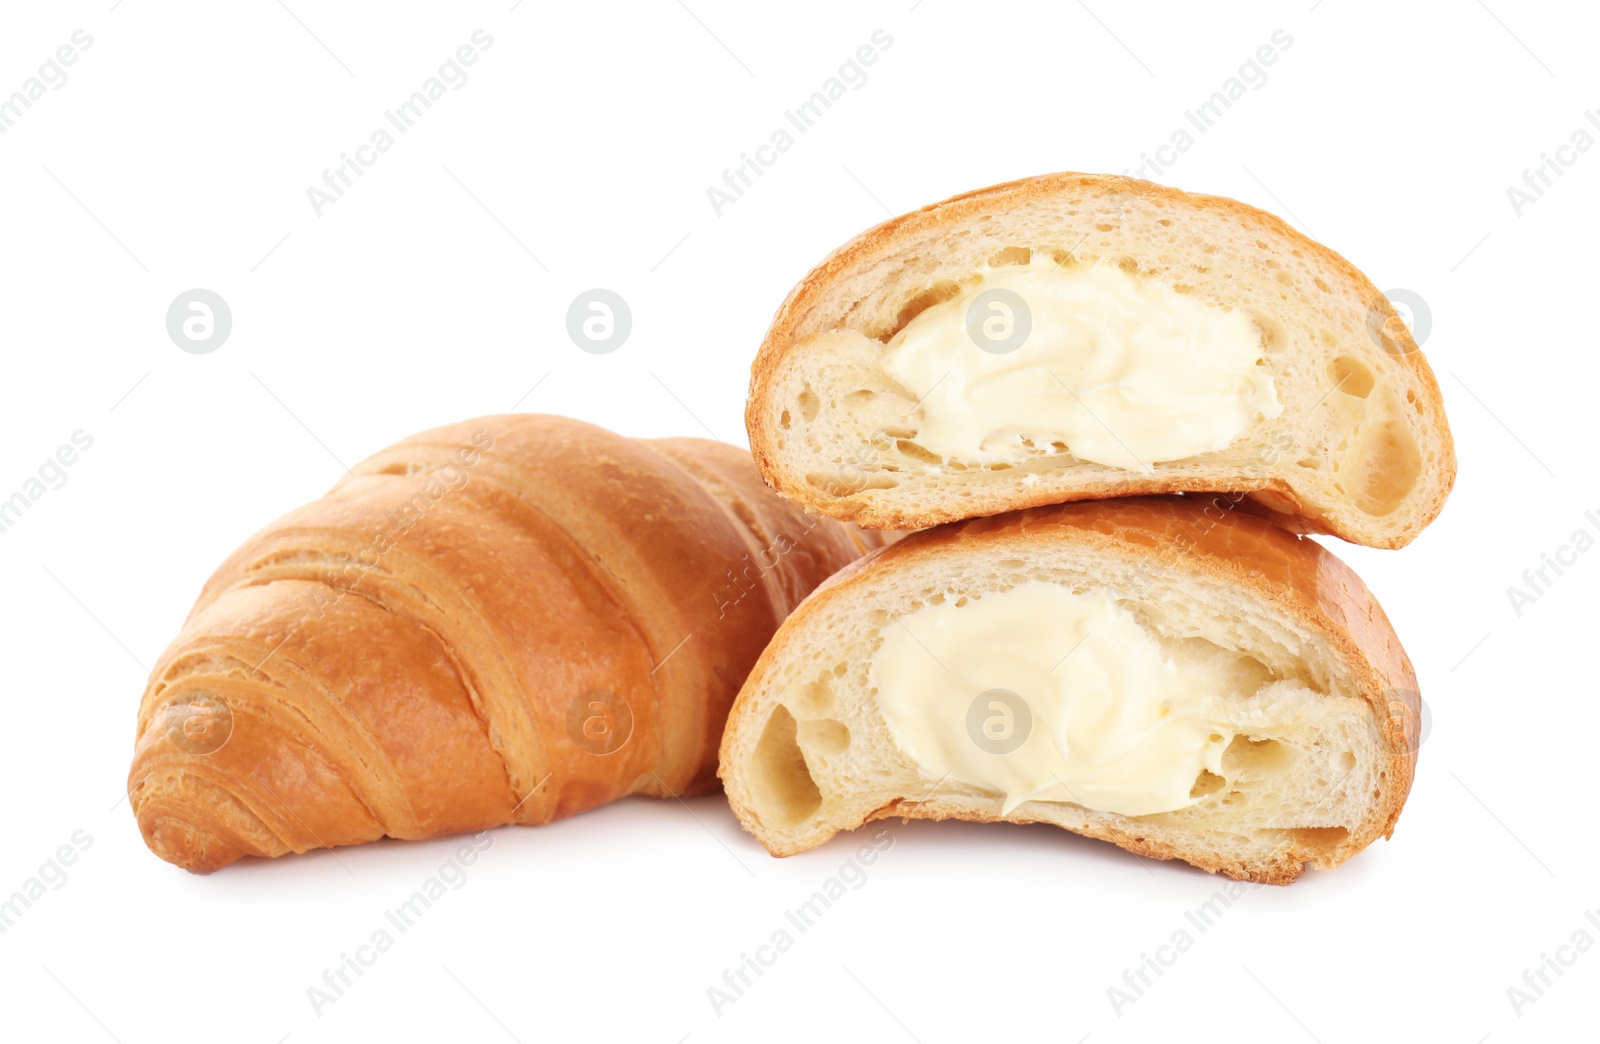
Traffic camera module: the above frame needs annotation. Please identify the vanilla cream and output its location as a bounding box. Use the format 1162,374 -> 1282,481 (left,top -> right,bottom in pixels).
870,581 -> 1245,817
879,259 -> 1282,471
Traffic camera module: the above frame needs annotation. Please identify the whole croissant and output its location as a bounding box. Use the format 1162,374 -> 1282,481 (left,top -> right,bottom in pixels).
129,414 -> 883,872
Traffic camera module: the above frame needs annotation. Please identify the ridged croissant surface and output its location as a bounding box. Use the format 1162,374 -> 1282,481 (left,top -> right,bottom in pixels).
130,414 -> 883,872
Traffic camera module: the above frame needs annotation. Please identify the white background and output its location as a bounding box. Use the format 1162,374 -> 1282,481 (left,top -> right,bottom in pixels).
1,1 -> 1595,1040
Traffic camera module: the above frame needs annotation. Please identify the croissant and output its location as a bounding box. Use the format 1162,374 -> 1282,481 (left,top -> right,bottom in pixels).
129,414 -> 883,872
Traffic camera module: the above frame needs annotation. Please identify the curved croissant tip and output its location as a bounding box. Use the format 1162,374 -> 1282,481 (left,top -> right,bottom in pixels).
136,805 -> 246,874
131,693 -> 259,872
138,816 -> 232,871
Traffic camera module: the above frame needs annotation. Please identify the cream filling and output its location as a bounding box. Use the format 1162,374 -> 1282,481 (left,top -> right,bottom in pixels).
879,259 -> 1283,471
871,581 -> 1254,818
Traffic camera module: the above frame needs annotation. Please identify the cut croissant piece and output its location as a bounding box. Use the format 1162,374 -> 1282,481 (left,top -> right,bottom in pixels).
129,414 -> 885,873
746,171 -> 1455,548
719,496 -> 1422,884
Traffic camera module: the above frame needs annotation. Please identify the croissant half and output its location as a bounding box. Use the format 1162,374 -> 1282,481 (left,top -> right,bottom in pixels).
744,171 -> 1454,548
719,496 -> 1421,884
129,414 -> 884,872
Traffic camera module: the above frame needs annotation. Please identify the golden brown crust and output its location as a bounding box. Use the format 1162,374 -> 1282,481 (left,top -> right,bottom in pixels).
745,171 -> 1456,549
129,414 -> 883,873
719,495 -> 1420,884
